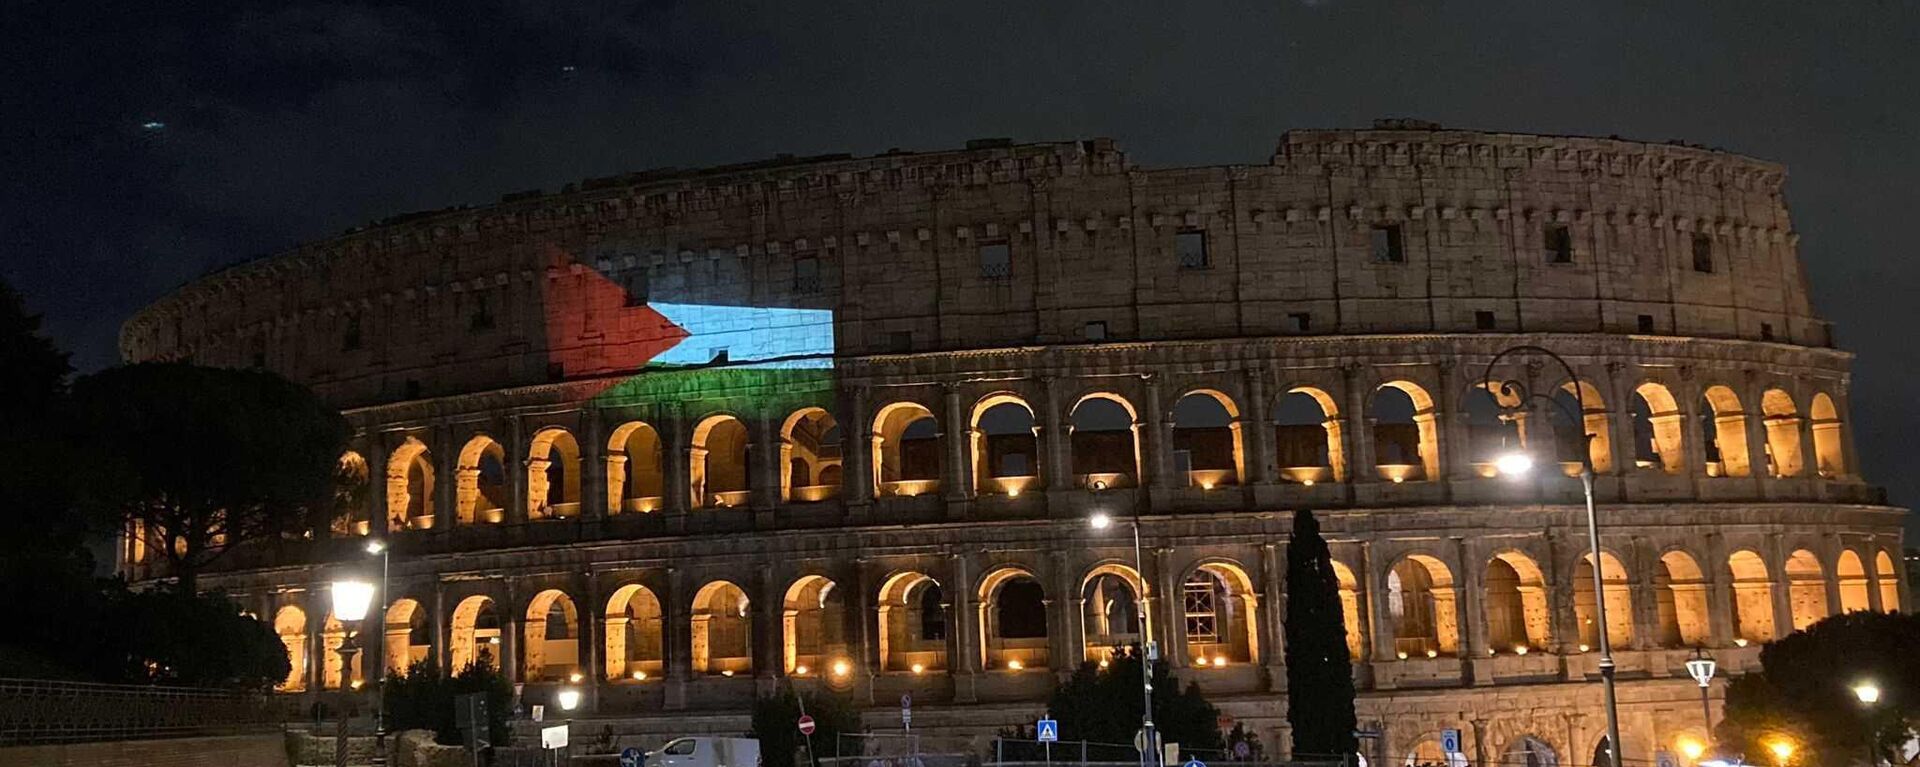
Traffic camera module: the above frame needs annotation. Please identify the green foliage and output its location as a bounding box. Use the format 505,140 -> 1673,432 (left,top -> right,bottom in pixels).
1718,611 -> 1920,767
1224,722 -> 1268,763
71,361 -> 347,592
750,686 -> 860,767
1044,647 -> 1226,761
1284,509 -> 1358,760
383,660 -> 514,746
104,585 -> 290,688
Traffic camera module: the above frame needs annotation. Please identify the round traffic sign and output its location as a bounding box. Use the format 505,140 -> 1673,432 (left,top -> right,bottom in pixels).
798,715 -> 816,735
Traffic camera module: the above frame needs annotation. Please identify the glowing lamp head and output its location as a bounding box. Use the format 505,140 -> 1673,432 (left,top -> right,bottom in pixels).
1678,738 -> 1706,761
1854,682 -> 1881,704
1494,452 -> 1535,477
568,671 -> 584,683
831,659 -> 851,678
556,688 -> 582,712
330,579 -> 376,622
364,539 -> 387,555
1767,739 -> 1795,762
1089,512 -> 1113,530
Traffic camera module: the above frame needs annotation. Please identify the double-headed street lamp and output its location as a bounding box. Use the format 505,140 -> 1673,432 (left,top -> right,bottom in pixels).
1089,510 -> 1157,767
1483,344 -> 1622,767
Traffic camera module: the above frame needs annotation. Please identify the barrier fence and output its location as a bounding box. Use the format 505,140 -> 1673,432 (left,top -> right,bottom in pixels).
0,677 -> 283,746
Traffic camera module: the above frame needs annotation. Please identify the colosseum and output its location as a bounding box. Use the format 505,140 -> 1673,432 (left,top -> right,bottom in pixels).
121,121 -> 1906,767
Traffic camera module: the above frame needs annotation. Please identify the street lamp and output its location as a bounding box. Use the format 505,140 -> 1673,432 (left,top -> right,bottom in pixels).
1767,738 -> 1796,767
1484,344 -> 1622,767
1686,647 -> 1717,737
1854,681 -> 1881,766
363,539 -> 391,767
556,687 -> 582,767
330,578 -> 376,742
1089,510 -> 1157,767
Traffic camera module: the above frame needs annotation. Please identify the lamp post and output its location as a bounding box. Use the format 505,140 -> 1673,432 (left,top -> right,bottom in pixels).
556,687 -> 582,767
330,579 -> 376,767
1853,681 -> 1880,766
1484,344 -> 1622,767
1685,647 -> 1717,738
1090,510 -> 1157,767
364,539 -> 391,767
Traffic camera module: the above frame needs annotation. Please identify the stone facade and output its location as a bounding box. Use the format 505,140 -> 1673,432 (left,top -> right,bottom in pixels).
121,124 -> 1904,767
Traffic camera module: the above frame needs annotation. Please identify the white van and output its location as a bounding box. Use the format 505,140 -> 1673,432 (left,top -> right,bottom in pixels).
650,737 -> 762,767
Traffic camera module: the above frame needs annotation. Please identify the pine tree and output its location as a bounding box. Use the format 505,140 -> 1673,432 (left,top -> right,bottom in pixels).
1284,509 -> 1358,760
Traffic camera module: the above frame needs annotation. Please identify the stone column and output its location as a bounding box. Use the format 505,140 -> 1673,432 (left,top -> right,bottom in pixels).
851,559 -> 879,693
1457,538 -> 1489,670
750,414 -> 779,512
580,572 -> 603,710
1245,367 -> 1274,485
845,386 -> 874,507
1703,533 -> 1735,647
506,418 -> 529,525
368,439 -> 391,538
665,567 -> 690,709
306,590 -> 326,692
1044,377 -> 1072,491
1678,371 -> 1707,488
1343,365 -> 1376,486
754,570 -> 781,693
1049,549 -> 1077,676
1605,363 -> 1635,477
433,423 -> 458,527
433,582 -> 449,674
1145,375 -> 1174,488
1628,537 -> 1658,650
943,384 -> 972,503
1260,542 -> 1287,688
582,414 -> 607,520
1766,534 -> 1794,639
1438,361 -> 1472,483
1156,546 -> 1185,669
664,407 -> 691,527
950,552 -> 978,702
1741,378 -> 1770,484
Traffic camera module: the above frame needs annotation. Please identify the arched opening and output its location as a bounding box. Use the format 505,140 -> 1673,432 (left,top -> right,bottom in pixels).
980,568 -> 1049,670
274,606 -> 308,691
877,572 -> 947,673
1387,555 -> 1458,658
606,422 -> 665,514
691,415 -> 751,508
1875,551 -> 1901,612
691,581 -> 752,676
781,408 -> 843,503
1727,550 -> 1776,643
1809,393 -> 1846,479
449,596 -> 502,673
385,437 -> 435,531
1274,388 -> 1344,483
527,428 -> 582,519
455,436 -> 508,525
1760,389 -> 1805,478
1081,565 -> 1143,662
1701,386 -> 1752,478
1784,550 -> 1827,630
1071,394 -> 1139,489
873,402 -> 942,497
1589,737 -> 1613,767
1574,553 -> 1634,650
1631,383 -> 1686,474
384,599 -> 431,674
1331,561 -> 1366,661
782,575 -> 850,676
1504,736 -> 1560,767
604,584 -> 664,681
1171,391 -> 1242,488
1553,382 -> 1613,474
522,590 -> 580,681
321,611 -> 363,690
1404,737 -> 1448,767
1182,562 -> 1259,666
1484,553 -> 1550,652
1655,551 -> 1710,647
332,452 -> 372,536
1836,551 -> 1870,613
1464,383 -> 1524,476
1373,383 -> 1439,482
972,396 -> 1038,497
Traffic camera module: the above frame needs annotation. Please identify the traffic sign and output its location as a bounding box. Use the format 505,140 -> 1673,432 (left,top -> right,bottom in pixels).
1656,752 -> 1676,767
798,715 -> 817,735
1440,729 -> 1462,754
1186,758 -> 1207,767
541,724 -> 569,750
620,747 -> 644,767
1036,718 -> 1059,742
1234,742 -> 1251,759
901,693 -> 913,709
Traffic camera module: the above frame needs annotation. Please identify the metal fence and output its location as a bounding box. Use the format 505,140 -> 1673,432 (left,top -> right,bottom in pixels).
0,677 -> 283,746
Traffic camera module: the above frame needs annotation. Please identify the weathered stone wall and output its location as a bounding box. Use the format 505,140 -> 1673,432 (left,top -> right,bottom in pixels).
0,734 -> 288,767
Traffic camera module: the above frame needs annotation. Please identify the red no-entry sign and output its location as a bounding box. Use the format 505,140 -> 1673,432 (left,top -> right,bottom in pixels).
798,715 -> 816,735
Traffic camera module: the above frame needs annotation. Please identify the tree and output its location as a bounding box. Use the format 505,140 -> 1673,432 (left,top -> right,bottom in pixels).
750,685 -> 861,767
71,362 -> 347,593
1284,509 -> 1358,760
1718,611 -> 1920,767
1047,647 -> 1226,761
101,584 -> 290,688
384,660 -> 514,746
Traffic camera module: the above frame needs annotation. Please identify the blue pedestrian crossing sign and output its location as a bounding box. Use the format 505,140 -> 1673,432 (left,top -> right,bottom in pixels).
619,747 -> 644,767
1185,759 -> 1206,767
1440,729 -> 1462,754
1036,718 -> 1059,742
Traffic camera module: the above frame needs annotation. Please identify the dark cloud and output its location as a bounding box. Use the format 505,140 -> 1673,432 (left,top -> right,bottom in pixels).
2,0 -> 1915,528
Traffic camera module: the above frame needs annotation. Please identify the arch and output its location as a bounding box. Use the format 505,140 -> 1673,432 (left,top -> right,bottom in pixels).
455,435 -> 509,524
872,402 -> 942,497
1182,561 -> 1260,666
1727,550 -> 1776,642
1809,393 -> 1846,478
1485,552 -> 1551,651
1700,385 -> 1752,478
1330,561 -> 1366,661
691,580 -> 752,675
972,394 -> 1038,496
877,572 -> 947,672
331,452 -> 372,537
691,415 -> 751,508
1274,387 -> 1346,483
1784,549 -> 1828,630
1171,390 -> 1242,488
383,598 -> 431,675
320,611 -> 363,690
448,595 -> 503,673
527,428 -> 582,519
604,584 -> 664,681
1463,383 -> 1522,472
1373,382 -> 1439,481
1875,551 -> 1901,612
1630,382 -> 1686,474
781,408 -> 843,503
385,437 -> 435,531
1574,552 -> 1634,649
273,606 -> 309,691
1081,564 -> 1144,662
1071,393 -> 1140,489
1760,389 -> 1805,477
979,567 -> 1049,670
1554,381 -> 1613,474
1655,551 -> 1711,647
782,575 -> 850,675
606,422 -> 665,514
1404,736 -> 1448,767
1503,736 -> 1561,767
1386,554 -> 1458,657
522,589 -> 580,681
1836,550 -> 1870,613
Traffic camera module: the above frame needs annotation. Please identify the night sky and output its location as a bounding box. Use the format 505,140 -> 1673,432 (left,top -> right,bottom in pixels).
4,2 -> 1915,529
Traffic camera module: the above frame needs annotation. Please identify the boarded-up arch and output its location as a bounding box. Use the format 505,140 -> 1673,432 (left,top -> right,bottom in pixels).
1784,549 -> 1827,630
385,437 -> 435,531
522,589 -> 579,681
1274,387 -> 1345,483
971,394 -> 1039,496
877,572 -> 946,672
691,415 -> 750,508
1727,550 -> 1775,642
604,584 -> 663,681
1760,389 -> 1805,478
1373,382 -> 1440,481
1485,552 -> 1551,651
526,428 -> 581,519
1631,382 -> 1686,474
1809,393 -> 1845,478
606,422 -> 665,514
780,408 -> 843,503
1387,554 -> 1458,657
273,605 -> 308,691
1070,393 -> 1140,489
1172,390 -> 1242,488
1655,551 -> 1710,647
872,402 -> 941,497
1575,552 -> 1634,649
455,435 -> 508,524
1701,386 -> 1752,478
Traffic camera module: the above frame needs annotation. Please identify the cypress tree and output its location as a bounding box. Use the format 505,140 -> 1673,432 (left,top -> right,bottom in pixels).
1284,509 -> 1358,760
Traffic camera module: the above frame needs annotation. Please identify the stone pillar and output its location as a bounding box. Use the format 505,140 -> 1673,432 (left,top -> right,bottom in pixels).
1628,537 -> 1657,650
1438,361 -> 1472,483
1261,542 -> 1286,688
1363,546 -> 1397,673
582,414 -> 608,520
1457,538 -> 1489,667
1050,550 -> 1077,676
433,582 -> 449,674
506,418 -> 529,525
1703,533 -> 1736,647
665,567 -> 690,709
1145,375 -> 1174,488
434,424 -> 458,527
1044,377 -> 1072,491
1678,371 -> 1707,486
367,439 -> 391,538
1605,363 -> 1635,477
750,414 -> 779,512
306,590 -> 326,693
581,572 -> 603,710
664,407 -> 691,527
950,553 -> 978,702
852,560 -> 878,694
846,386 -> 874,507
1766,534 -> 1794,639
1245,367 -> 1273,485
943,384 -> 972,503
754,570 -> 781,692
1742,379 -> 1770,484
1343,366 -> 1376,485
1156,546 -> 1185,669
